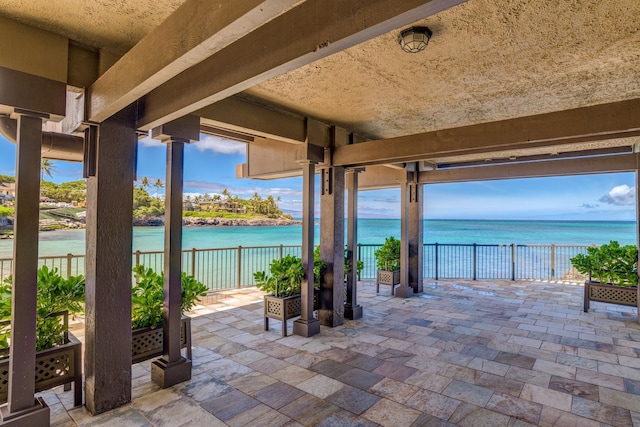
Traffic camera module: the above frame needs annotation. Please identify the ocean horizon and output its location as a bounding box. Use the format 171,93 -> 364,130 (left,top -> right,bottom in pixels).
0,218 -> 636,259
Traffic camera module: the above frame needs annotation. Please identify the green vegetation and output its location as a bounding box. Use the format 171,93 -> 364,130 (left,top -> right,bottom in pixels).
571,241 -> 638,287
183,211 -> 254,219
41,180 -> 86,204
254,255 -> 305,297
133,186 -> 164,219
131,265 -> 208,329
0,175 -> 14,184
0,207 -> 13,217
374,236 -> 401,271
1,266 -> 85,352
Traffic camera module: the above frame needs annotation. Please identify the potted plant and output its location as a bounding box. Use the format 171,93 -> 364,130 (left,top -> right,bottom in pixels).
131,265 -> 208,363
374,236 -> 401,295
0,266 -> 85,407
570,241 -> 638,313
344,248 -> 364,281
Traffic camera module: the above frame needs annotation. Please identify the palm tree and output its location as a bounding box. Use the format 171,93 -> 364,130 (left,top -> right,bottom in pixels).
153,178 -> 164,198
140,176 -> 150,190
41,159 -> 56,181
222,188 -> 231,200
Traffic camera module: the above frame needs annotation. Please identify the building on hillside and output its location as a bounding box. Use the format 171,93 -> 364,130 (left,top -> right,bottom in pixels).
198,200 -> 246,214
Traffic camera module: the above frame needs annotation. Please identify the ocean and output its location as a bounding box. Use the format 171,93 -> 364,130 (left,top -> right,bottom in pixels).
0,219 -> 636,259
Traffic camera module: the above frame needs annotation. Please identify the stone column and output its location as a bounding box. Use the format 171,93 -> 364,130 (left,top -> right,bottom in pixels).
293,161 -> 320,337
319,166 -> 345,327
150,116 -> 198,387
344,169 -> 363,320
0,113 -> 50,426
636,164 -> 640,322
408,181 -> 424,293
84,105 -> 136,415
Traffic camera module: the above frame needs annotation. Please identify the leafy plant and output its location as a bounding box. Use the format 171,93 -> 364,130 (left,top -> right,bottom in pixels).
254,254 -> 304,298
374,236 -> 401,271
1,266 -> 85,352
570,241 -> 638,287
131,265 -> 208,330
344,248 -> 364,279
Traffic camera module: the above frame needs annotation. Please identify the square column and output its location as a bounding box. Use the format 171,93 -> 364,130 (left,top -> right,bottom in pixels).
84,105 -> 136,415
319,166 -> 345,327
408,182 -> 424,293
293,161 -> 320,337
0,114 -> 50,426
150,116 -> 199,387
395,168 -> 416,298
344,169 -> 363,320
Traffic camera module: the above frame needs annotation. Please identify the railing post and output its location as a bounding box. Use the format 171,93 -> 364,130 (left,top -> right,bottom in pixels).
237,246 -> 242,289
279,244 -> 283,260
435,243 -> 439,280
135,250 -> 141,267
472,243 -> 477,280
67,253 -> 73,278
551,244 -> 556,281
511,244 -> 516,281
191,248 -> 196,277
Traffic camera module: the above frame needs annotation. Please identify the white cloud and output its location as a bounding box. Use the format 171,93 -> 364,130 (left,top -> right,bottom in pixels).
194,135 -> 246,155
137,136 -> 162,148
599,185 -> 636,206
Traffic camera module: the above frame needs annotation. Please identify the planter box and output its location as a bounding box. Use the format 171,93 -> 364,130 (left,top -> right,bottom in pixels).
0,332 -> 82,407
264,291 -> 319,337
376,269 -> 401,295
132,316 -> 192,364
584,280 -> 638,312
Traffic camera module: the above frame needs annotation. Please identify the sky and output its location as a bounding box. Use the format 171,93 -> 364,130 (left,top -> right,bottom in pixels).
0,134 -> 636,221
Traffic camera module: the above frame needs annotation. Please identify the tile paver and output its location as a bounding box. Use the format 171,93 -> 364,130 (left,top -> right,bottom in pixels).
44,279 -> 640,426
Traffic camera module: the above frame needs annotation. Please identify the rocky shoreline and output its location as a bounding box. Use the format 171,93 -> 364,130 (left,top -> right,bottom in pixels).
135,216 -> 302,227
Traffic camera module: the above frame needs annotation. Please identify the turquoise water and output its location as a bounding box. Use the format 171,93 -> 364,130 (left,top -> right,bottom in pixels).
0,219 -> 636,259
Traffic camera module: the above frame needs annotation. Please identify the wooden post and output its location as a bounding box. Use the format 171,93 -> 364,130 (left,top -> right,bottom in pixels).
345,169 -> 363,320
396,168 -> 415,298
293,161 -> 320,337
408,177 -> 424,293
84,105 -> 136,415
0,114 -> 50,426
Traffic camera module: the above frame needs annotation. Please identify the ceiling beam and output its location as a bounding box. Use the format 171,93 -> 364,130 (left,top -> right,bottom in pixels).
87,0 -> 301,123
136,0 -> 468,130
197,96 -> 306,144
332,99 -> 640,167
420,153 -> 639,184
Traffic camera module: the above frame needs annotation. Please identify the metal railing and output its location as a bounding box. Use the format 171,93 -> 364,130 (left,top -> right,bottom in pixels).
0,243 -> 591,289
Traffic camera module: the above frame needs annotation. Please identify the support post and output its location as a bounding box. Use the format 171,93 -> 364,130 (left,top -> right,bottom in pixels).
84,105 -> 136,415
396,168 -> 415,298
636,167 -> 640,322
293,161 -> 320,337
408,180 -> 424,293
319,166 -> 345,327
150,116 -> 199,388
0,114 -> 50,426
345,169 -> 363,320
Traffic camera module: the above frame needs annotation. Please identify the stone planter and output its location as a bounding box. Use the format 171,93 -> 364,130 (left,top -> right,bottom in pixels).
376,269 -> 401,295
0,332 -> 83,407
131,316 -> 192,364
584,280 -> 638,312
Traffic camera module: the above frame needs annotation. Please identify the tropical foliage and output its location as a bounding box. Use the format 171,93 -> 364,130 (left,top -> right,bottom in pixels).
133,186 -> 164,219
0,207 -> 13,217
570,241 -> 638,287
131,265 -> 208,329
254,253 -> 327,298
40,180 -> 87,204
0,266 -> 85,352
374,236 -> 401,271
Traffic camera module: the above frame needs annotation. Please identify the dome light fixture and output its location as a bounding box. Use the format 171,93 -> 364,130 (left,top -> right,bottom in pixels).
398,26 -> 433,53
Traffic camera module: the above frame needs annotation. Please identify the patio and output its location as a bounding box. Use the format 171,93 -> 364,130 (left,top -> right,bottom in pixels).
43,279 -> 640,426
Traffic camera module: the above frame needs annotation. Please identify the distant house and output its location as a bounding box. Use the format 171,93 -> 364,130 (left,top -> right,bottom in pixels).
197,200 -> 246,214
0,183 -> 15,198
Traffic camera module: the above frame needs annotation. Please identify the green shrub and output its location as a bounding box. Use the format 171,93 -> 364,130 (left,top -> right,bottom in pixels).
131,265 -> 208,329
254,254 -> 304,298
570,241 -> 638,287
1,266 -> 85,352
0,206 -> 13,217
374,236 -> 401,271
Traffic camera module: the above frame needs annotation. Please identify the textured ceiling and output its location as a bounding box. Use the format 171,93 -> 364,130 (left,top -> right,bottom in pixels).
0,0 -> 187,54
247,0 -> 640,140
0,0 -> 638,159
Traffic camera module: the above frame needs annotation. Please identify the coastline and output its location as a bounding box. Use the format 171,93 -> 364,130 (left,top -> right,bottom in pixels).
135,216 -> 302,227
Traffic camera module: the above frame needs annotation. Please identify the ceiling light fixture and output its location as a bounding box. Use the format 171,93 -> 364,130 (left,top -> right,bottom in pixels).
398,26 -> 433,53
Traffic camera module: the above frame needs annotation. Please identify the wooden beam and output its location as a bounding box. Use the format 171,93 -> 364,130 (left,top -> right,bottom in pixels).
332,99 -> 640,167
88,0 -> 301,123
358,165 -> 404,190
198,96 -> 306,143
419,154 -> 639,184
137,0 -> 468,130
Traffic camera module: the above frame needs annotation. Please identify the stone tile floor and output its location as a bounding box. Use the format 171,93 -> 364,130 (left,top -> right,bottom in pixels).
42,279 -> 640,426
